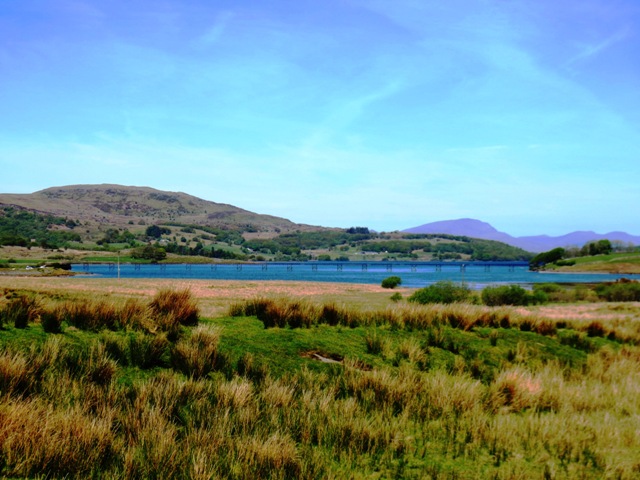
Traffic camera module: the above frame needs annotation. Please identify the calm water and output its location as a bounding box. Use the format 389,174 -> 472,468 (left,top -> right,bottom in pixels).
71,262 -> 631,289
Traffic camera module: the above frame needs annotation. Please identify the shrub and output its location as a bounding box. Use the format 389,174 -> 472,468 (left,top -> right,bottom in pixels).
481,284 -> 531,306
595,280 -> 640,302
390,292 -> 403,302
408,281 -> 471,305
381,276 -> 402,289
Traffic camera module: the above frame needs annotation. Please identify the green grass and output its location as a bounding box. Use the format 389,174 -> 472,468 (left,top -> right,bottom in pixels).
1,288 -> 640,479
550,252 -> 640,273
210,309 -> 598,384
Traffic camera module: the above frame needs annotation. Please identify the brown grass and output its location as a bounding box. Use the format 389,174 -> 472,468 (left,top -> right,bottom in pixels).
0,276 -> 399,318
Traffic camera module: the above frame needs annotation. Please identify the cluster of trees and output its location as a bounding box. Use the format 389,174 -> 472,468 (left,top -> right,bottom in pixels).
243,230 -> 531,261
130,245 -> 167,262
0,207 -> 81,249
98,228 -> 137,246
163,242 -> 247,260
529,239 -> 627,270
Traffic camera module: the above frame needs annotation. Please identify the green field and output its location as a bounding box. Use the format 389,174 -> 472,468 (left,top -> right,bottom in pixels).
1,279 -> 640,479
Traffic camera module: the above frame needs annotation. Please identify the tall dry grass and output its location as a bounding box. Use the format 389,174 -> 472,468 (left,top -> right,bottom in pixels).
1,290 -> 640,478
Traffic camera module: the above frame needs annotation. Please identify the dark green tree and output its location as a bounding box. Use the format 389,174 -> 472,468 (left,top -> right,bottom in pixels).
131,245 -> 167,262
529,247 -> 565,270
381,276 -> 402,289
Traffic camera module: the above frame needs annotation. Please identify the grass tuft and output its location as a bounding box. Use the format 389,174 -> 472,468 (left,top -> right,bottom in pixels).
149,288 -> 199,327
172,324 -> 226,378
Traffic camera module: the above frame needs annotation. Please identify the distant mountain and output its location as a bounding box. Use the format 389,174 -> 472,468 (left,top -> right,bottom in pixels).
0,184 -> 322,241
403,218 -> 640,252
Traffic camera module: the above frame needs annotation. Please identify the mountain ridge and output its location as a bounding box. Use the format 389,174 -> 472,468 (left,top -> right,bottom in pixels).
403,219 -> 640,252
2,185 -> 636,253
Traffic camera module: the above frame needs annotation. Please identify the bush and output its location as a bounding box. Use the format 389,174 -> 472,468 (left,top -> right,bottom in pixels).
408,281 -> 471,305
595,280 -> 640,302
381,276 -> 402,289
481,284 -> 531,306
390,292 -> 403,302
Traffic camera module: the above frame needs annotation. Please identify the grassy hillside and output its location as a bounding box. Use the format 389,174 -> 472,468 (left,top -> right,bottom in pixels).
0,184 -> 320,241
552,252 -> 640,274
1,279 -> 639,478
0,189 -> 533,263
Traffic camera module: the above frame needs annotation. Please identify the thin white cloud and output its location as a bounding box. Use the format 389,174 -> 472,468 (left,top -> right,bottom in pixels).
196,11 -> 235,48
566,28 -> 630,67
301,79 -> 404,150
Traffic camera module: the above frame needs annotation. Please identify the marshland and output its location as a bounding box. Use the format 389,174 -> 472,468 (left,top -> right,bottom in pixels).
1,276 -> 639,479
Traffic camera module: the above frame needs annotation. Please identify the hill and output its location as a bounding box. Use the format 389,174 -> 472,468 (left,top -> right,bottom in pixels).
404,218 -> 640,252
0,184 -> 321,240
0,185 -> 532,263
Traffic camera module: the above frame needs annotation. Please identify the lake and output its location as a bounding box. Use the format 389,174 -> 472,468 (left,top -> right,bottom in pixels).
71,261 -> 631,289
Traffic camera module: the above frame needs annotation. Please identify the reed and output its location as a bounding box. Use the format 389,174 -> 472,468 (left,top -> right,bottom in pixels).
2,294 -> 40,329
149,288 -> 199,327
171,324 -> 226,378
0,398 -> 116,478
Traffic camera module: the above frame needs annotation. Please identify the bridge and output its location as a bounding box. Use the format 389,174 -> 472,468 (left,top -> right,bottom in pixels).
88,260 -> 529,274
213,261 -> 529,273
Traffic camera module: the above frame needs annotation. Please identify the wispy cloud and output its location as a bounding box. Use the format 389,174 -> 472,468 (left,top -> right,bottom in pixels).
195,11 -> 235,48
301,80 -> 404,150
566,28 -> 630,67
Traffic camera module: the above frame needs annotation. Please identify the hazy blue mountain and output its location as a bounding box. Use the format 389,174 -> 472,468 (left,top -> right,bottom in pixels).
403,219 -> 640,252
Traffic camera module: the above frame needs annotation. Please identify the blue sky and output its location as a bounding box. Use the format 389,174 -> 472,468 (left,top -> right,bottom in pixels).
1,0 -> 638,236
